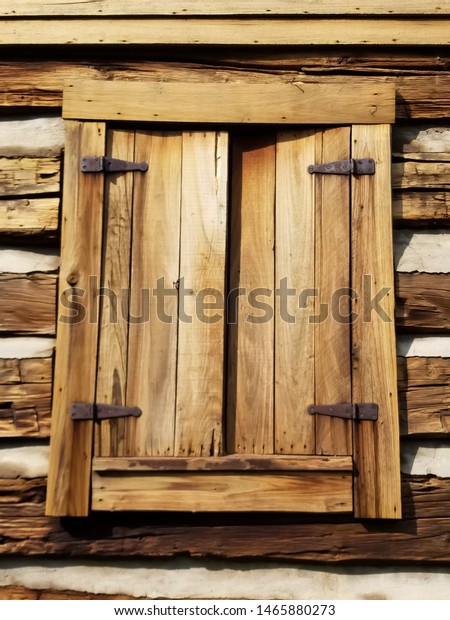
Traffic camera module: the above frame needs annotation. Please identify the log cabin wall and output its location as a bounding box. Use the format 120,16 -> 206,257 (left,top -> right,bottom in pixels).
1,36 -> 450,598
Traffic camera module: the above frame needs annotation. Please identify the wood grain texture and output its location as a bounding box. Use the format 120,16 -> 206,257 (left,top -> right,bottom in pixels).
393,161 -> 450,189
228,133 -> 275,455
0,586 -> 142,600
0,477 -> 46,517
393,192 -> 450,223
396,273 -> 450,331
2,476 -> 450,560
0,358 -> 52,384
95,129 -> 134,458
0,382 -> 51,437
0,61 -> 448,119
0,273 -> 56,335
398,357 -> 450,436
275,131 -> 315,455
2,18 -> 450,46
93,456 -> 353,472
4,1 -> 450,16
126,132 -> 182,458
0,157 -> 59,196
0,198 -> 59,235
63,80 -> 394,124
92,471 -> 353,513
314,127 -> 352,456
351,124 -> 401,519
46,121 -> 105,517
175,132 -> 228,457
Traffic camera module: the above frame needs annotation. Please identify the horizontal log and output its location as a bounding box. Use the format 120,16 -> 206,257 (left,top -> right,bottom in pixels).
393,125 -> 450,161
398,357 -> 450,436
0,61 -> 449,118
0,358 -> 52,384
0,157 -> 60,196
396,273 -> 450,331
0,383 -> 51,437
0,477 -> 46,517
0,273 -> 56,335
2,19 -> 450,46
0,585 -> 141,600
0,117 -> 64,157
0,198 -> 59,235
392,161 -> 450,189
3,1 -> 450,17
393,191 -> 450,223
1,501 -> 450,561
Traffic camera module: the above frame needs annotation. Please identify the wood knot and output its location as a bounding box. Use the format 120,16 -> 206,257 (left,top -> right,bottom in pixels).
66,271 -> 80,286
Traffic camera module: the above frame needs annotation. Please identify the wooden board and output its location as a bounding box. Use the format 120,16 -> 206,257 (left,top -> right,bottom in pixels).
228,133 -> 275,454
92,471 -> 353,512
95,129 -> 135,458
398,357 -> 450,436
396,273 -> 450,331
63,81 -> 395,124
275,131 -> 315,454
175,132 -> 228,457
0,198 -> 59,235
314,127 -> 352,456
93,456 -> 353,472
0,274 -> 56,335
3,1 -> 450,16
45,121 -> 105,517
351,124 -> 401,519
0,157 -> 59,196
2,18 -> 450,46
125,131 -> 182,457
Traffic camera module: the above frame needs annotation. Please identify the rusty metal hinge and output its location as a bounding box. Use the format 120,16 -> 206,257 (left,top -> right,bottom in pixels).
80,156 -> 148,173
307,158 -> 375,175
70,402 -> 142,421
307,403 -> 378,421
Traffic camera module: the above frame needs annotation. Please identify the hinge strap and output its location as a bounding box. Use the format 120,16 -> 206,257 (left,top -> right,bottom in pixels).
80,156 -> 148,173
70,402 -> 142,421
307,158 -> 375,175
308,403 -> 378,421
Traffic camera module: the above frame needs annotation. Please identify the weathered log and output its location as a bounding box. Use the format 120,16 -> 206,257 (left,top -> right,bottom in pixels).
0,274 -> 57,335
0,358 -> 52,384
0,61 -> 450,118
0,157 -> 60,196
0,585 -> 142,600
393,191 -> 450,223
396,273 -> 450,330
392,161 -> 450,189
0,198 -> 59,235
398,357 -> 450,435
0,477 -> 46,517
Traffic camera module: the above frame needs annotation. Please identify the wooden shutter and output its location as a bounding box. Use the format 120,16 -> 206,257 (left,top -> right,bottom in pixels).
46,80 -> 400,518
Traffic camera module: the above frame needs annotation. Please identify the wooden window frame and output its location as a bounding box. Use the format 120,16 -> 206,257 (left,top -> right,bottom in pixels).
46,79 -> 400,519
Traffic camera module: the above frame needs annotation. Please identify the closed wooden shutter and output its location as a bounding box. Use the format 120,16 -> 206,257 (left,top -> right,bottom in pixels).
46,80 -> 400,519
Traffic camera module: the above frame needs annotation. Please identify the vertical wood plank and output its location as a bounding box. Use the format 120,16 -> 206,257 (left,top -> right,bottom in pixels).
314,127 -> 352,455
228,133 -> 275,454
175,131 -> 228,457
352,124 -> 402,519
126,131 -> 182,456
46,120 -> 105,516
274,130 -> 315,454
95,129 -> 135,457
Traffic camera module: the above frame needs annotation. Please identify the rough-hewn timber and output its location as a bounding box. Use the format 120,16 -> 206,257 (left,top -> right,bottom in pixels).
396,273 -> 450,331
0,61 -> 450,119
0,274 -> 57,334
